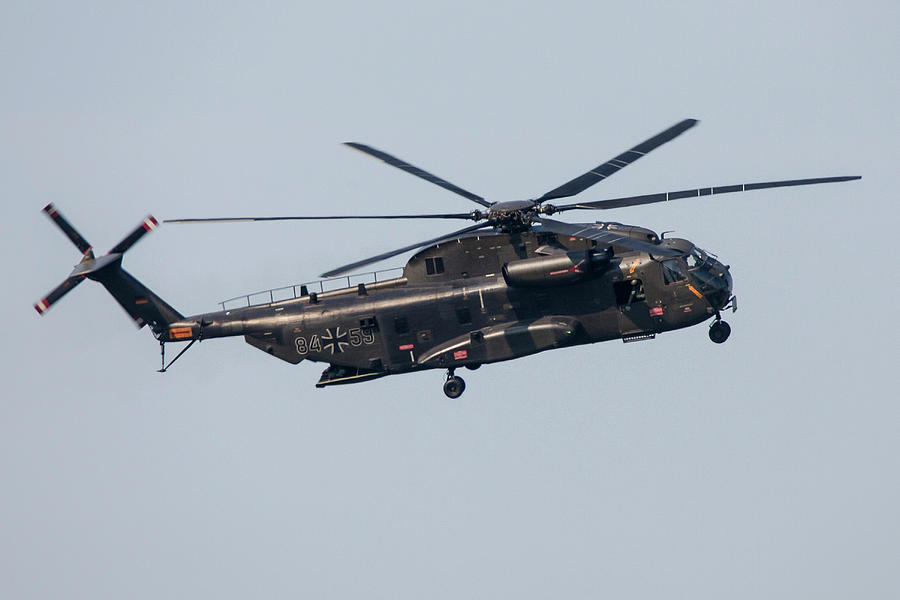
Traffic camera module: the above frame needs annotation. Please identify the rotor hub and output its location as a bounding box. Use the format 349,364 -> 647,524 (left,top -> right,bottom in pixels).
486,201 -> 541,232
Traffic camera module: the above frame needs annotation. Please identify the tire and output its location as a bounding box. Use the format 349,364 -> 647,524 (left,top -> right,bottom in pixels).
709,320 -> 731,344
443,376 -> 466,398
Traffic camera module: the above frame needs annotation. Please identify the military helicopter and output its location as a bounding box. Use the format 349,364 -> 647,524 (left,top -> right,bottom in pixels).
34,119 -> 859,397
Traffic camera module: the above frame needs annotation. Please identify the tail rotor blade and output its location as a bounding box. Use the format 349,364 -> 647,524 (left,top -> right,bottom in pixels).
108,216 -> 159,254
42,203 -> 92,254
34,276 -> 84,315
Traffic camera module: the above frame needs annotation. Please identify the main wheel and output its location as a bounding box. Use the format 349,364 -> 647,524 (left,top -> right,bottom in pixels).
709,320 -> 731,344
443,376 -> 466,398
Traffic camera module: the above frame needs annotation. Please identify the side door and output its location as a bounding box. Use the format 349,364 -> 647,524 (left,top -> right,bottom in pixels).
614,277 -> 655,335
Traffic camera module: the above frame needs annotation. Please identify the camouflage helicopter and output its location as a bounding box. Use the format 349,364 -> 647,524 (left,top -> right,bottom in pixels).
34,119 -> 859,397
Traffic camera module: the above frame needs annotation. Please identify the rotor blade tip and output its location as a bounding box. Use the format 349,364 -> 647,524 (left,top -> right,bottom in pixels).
142,215 -> 159,231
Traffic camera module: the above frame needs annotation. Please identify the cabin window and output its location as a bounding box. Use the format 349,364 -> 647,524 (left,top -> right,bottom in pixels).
661,260 -> 687,284
614,279 -> 645,306
455,307 -> 472,325
393,316 -> 409,334
359,316 -> 378,332
425,257 -> 445,275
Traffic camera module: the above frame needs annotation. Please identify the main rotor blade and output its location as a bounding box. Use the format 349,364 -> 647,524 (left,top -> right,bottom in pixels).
164,213 -> 477,224
345,142 -> 491,208
549,175 -> 862,212
537,218 -> 681,257
42,203 -> 92,254
536,119 -> 699,203
321,222 -> 492,278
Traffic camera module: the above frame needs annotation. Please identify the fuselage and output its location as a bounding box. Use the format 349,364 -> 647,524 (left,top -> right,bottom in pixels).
166,226 -> 734,385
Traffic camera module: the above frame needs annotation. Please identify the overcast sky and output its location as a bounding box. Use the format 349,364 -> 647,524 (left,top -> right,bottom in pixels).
2,1 -> 898,598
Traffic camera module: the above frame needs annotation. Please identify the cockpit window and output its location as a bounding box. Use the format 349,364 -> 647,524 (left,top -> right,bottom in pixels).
661,260 -> 687,284
686,247 -> 707,269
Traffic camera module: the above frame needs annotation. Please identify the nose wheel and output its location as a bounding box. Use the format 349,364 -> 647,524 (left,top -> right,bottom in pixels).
709,319 -> 731,344
443,368 -> 466,398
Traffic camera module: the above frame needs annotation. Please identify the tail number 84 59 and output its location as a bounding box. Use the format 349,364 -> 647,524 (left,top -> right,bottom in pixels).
295,326 -> 375,355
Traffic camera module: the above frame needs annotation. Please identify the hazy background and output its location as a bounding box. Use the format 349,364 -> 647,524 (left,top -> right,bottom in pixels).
2,1 -> 898,598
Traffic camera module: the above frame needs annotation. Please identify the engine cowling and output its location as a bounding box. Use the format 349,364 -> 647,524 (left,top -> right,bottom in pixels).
502,249 -> 611,287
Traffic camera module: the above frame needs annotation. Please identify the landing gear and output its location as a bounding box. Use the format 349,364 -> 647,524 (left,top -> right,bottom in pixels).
709,319 -> 731,344
443,368 -> 466,398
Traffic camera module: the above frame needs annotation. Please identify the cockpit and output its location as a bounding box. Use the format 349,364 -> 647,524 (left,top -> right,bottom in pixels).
685,246 -> 732,310
685,246 -> 708,269
658,242 -> 733,311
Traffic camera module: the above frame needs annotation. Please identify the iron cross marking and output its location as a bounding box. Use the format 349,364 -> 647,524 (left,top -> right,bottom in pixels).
322,326 -> 350,354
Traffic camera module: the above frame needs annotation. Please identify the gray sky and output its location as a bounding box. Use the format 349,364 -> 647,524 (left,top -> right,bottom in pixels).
2,1 -> 898,598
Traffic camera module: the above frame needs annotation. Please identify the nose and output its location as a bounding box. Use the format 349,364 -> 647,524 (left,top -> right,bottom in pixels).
709,261 -> 733,310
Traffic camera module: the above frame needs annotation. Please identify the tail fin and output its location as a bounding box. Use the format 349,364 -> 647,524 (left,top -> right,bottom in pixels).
34,204 -> 182,334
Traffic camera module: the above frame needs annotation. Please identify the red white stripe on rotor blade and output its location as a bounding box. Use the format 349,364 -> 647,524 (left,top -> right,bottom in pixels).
142,216 -> 159,231
34,299 -> 51,315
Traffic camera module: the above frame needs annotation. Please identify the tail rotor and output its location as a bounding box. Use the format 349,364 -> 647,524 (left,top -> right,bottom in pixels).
33,205 -> 172,329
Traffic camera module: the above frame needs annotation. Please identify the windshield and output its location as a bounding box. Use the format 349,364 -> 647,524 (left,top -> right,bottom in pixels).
690,266 -> 721,291
685,247 -> 709,270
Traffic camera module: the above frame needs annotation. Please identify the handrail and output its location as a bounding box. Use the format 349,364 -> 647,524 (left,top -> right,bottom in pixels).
219,267 -> 405,310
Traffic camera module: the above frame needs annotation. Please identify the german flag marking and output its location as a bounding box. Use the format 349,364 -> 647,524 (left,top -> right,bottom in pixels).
135,297 -> 149,305
687,284 -> 704,299
169,326 -> 193,340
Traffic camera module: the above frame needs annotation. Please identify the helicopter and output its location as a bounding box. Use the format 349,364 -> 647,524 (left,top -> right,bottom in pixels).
34,119 -> 860,397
